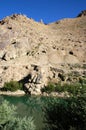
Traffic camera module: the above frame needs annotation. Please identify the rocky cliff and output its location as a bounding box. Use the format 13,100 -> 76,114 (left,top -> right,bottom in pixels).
0,11 -> 86,95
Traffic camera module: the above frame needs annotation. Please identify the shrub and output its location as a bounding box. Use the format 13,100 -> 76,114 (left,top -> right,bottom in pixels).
6,117 -> 35,130
63,83 -> 83,95
0,100 -> 36,130
82,64 -> 86,69
0,100 -> 16,125
41,81 -> 86,96
55,83 -> 66,92
41,82 -> 65,93
41,82 -> 56,93
2,81 -> 23,92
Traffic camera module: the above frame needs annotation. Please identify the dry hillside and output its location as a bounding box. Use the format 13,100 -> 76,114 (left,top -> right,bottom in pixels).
0,11 -> 86,95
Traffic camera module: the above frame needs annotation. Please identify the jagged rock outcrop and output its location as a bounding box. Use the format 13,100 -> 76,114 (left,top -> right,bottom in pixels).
0,11 -> 86,95
77,10 -> 86,17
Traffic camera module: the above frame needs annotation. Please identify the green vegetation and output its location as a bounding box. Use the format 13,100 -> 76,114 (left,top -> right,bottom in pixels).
82,64 -> 86,69
43,96 -> 86,130
0,75 -> 86,130
41,78 -> 86,96
2,81 -> 23,92
0,100 -> 35,130
42,77 -> 86,129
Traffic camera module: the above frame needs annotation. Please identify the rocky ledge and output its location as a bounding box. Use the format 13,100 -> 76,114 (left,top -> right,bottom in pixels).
0,90 -> 25,96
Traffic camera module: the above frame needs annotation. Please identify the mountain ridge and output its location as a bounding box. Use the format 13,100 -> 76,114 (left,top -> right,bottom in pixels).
0,11 -> 86,95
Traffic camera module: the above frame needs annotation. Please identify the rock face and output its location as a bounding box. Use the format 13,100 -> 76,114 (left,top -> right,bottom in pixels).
77,10 -> 86,17
0,11 -> 86,95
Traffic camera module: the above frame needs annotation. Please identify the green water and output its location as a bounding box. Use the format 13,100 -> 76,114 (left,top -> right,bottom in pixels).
0,95 -> 50,130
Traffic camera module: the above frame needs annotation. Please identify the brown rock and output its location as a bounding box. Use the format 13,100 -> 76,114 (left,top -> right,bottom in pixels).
0,12 -> 86,95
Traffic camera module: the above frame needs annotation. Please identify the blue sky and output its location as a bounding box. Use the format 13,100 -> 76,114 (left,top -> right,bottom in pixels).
0,0 -> 86,23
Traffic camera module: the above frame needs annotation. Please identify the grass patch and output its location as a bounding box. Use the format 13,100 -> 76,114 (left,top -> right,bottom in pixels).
1,81 -> 23,92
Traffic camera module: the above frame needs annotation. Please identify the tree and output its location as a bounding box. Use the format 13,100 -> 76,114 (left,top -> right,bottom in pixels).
43,96 -> 86,130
